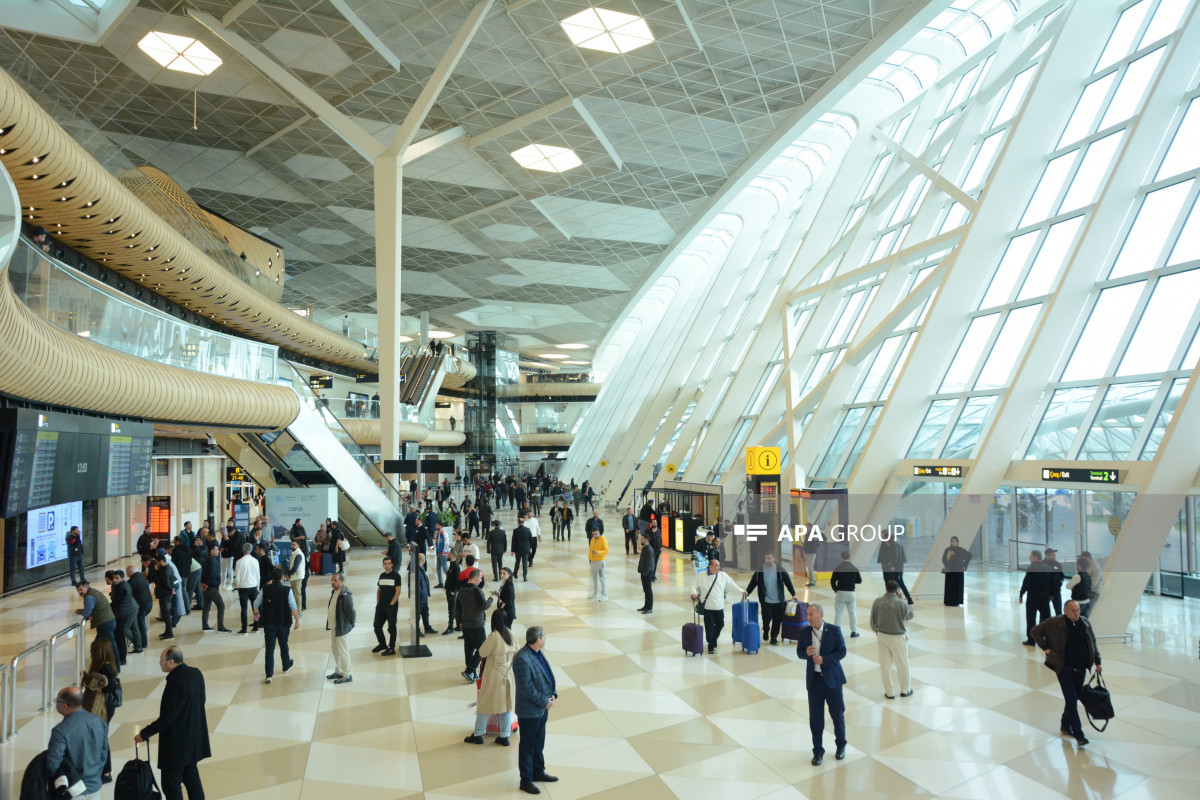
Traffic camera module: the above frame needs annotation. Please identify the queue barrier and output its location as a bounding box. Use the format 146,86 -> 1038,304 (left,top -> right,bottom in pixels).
2,622 -> 86,742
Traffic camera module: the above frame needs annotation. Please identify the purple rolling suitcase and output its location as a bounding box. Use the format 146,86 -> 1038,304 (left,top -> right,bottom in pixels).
742,621 -> 761,653
682,613 -> 704,656
781,601 -> 809,642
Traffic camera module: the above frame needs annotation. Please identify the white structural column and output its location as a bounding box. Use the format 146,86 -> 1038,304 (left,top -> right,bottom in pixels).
376,153 -> 403,465
1092,376 -> 1200,635
377,0 -> 495,469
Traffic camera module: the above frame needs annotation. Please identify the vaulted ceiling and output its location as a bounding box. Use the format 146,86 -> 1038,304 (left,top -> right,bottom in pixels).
0,0 -> 920,358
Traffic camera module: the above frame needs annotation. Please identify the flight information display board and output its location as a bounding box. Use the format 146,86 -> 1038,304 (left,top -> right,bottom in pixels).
1,410 -> 154,518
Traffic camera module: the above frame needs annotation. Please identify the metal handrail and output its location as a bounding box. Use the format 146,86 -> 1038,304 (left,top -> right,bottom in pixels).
47,623 -> 86,710
6,640 -> 50,742
0,664 -> 9,741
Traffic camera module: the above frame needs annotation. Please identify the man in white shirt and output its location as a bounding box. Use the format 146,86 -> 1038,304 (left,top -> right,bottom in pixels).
690,559 -> 746,654
234,543 -> 261,634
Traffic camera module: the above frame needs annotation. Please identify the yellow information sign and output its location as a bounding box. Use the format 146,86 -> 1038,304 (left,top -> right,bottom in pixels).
599,460 -> 608,468
665,463 -> 677,474
746,446 -> 781,475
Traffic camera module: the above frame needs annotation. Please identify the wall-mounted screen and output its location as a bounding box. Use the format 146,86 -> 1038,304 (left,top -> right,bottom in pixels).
25,500 -> 83,569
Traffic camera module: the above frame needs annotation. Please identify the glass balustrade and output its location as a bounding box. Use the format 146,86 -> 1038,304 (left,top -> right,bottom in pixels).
7,241 -> 278,382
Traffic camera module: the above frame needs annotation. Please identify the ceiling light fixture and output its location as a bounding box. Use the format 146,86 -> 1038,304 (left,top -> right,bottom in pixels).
554,343 -> 588,350
511,143 -> 582,173
428,330 -> 456,339
563,360 -> 590,365
138,31 -> 223,75
561,8 -> 655,54
537,353 -> 569,359
399,335 -> 413,342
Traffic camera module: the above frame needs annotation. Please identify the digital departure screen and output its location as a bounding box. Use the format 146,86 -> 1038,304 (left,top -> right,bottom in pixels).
25,501 -> 82,569
1,410 -> 153,517
147,496 -> 172,538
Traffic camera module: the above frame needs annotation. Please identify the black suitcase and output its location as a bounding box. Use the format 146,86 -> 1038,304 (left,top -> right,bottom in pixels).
114,741 -> 161,800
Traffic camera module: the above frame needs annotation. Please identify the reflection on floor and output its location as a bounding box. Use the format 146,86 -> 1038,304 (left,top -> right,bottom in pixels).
2,505 -> 1198,800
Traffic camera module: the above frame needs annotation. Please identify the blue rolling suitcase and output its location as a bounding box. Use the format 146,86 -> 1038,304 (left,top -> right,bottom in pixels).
321,554 -> 334,574
731,600 -> 758,644
742,622 -> 761,653
682,613 -> 704,657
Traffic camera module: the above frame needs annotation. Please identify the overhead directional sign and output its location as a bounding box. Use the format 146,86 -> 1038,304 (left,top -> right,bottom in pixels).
1042,467 -> 1118,484
913,465 -> 963,478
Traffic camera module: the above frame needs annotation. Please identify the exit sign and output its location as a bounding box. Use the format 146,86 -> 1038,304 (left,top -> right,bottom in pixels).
1042,467 -> 1118,483
913,465 -> 963,477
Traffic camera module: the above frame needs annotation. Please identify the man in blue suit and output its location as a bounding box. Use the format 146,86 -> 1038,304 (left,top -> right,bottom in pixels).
512,625 -> 559,795
797,603 -> 848,765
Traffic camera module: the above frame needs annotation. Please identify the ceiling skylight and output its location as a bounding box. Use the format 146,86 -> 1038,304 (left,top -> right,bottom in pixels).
511,144 -> 582,173
138,32 -> 223,75
561,8 -> 655,54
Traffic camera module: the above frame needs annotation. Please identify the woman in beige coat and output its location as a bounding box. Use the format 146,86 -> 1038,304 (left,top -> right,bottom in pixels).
465,609 -> 517,745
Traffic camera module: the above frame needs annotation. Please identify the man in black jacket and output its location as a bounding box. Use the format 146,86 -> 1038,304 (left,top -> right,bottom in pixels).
830,551 -> 862,638
1032,601 -> 1101,746
486,521 -> 507,581
254,567 -> 298,682
1044,547 -> 1065,614
200,543 -> 230,633
636,535 -> 655,614
1020,550 -> 1054,646
746,552 -> 798,645
106,570 -> 139,663
510,519 -> 533,582
136,646 -> 210,800
456,568 -> 493,682
125,565 -> 153,650
877,538 -> 912,604
383,531 -> 403,575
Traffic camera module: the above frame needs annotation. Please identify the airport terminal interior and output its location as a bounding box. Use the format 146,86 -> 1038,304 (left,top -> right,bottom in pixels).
2,0 -> 1200,798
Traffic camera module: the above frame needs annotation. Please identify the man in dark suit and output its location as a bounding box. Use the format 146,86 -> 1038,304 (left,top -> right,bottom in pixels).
1020,550 -> 1054,646
135,646 -> 210,800
512,626 -> 558,795
796,603 -> 847,765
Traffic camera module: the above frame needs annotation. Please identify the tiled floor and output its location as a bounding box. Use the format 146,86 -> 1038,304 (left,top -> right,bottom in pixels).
2,505 -> 1199,800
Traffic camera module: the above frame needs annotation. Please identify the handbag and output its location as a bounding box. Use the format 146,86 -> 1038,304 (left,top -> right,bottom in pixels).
338,538 -> 350,552
784,598 -> 799,617
1078,670 -> 1114,731
109,673 -> 123,708
694,575 -> 717,616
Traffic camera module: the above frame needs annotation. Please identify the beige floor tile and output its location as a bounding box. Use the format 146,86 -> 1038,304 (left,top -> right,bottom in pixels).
792,758 -> 936,799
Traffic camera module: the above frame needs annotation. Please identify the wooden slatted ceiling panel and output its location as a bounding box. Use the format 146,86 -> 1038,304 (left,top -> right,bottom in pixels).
0,67 -> 373,372
0,275 -> 299,428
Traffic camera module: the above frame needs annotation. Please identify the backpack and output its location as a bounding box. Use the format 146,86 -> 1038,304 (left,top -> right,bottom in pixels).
114,741 -> 160,800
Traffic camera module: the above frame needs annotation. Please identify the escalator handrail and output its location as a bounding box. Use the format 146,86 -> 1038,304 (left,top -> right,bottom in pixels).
280,360 -> 404,505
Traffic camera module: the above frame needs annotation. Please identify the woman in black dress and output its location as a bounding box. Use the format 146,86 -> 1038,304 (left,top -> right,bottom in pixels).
942,536 -> 971,606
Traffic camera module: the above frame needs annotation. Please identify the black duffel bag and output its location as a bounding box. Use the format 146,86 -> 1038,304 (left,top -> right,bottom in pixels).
1079,670 -> 1114,731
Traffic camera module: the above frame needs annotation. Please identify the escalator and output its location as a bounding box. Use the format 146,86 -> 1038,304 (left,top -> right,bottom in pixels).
213,365 -> 406,546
